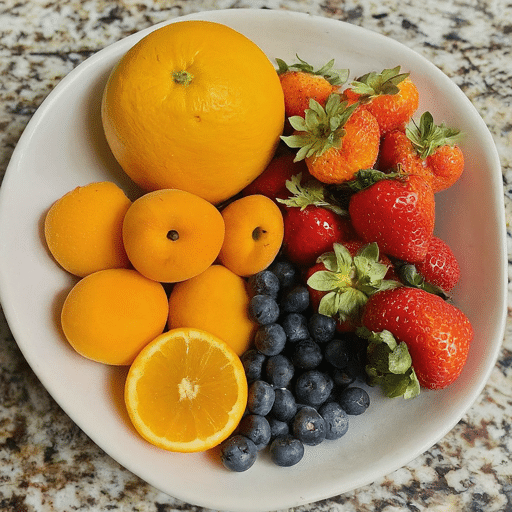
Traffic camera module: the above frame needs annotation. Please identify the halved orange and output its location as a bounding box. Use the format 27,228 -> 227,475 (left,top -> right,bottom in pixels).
124,327 -> 248,453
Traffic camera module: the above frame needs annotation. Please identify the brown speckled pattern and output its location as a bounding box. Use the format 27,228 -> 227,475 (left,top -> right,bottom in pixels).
1,1 -> 511,511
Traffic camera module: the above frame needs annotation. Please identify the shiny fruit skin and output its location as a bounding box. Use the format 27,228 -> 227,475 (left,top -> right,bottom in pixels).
44,181 -> 131,277
167,264 -> 257,355
283,206 -> 356,268
415,236 -> 461,292
218,194 -> 284,277
61,268 -> 169,365
361,286 -> 473,389
348,174 -> 435,263
306,108 -> 380,184
122,188 -> 225,283
379,129 -> 464,193
101,20 -> 285,204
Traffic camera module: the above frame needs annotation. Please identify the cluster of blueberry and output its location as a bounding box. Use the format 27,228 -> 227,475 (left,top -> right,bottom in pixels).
219,260 -> 371,472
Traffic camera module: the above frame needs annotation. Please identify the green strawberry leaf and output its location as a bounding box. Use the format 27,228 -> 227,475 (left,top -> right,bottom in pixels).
307,243 -> 400,325
358,327 -> 421,399
396,262 -> 450,299
275,55 -> 350,86
276,173 -> 347,215
349,66 -> 409,101
405,111 -> 464,159
281,95 -> 359,160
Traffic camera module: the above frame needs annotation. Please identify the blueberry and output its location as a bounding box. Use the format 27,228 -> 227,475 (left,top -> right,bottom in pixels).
338,386 -> 370,415
280,285 -> 310,313
308,313 -> 337,343
265,354 -> 294,388
332,367 -> 356,388
267,417 -> 290,440
240,349 -> 266,383
295,370 -> 333,407
220,435 -> 258,472
247,380 -> 275,416
269,260 -> 297,289
324,338 -> 351,369
254,323 -> 286,356
269,435 -> 305,467
281,313 -> 310,343
270,388 -> 297,422
248,295 -> 280,325
292,339 -> 323,370
319,401 -> 349,440
292,406 -> 326,446
237,414 -> 272,451
248,270 -> 280,298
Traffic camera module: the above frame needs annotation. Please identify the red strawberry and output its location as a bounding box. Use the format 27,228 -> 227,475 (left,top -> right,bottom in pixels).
276,56 -> 349,121
379,111 -> 465,193
343,66 -> 419,134
305,242 -> 400,332
242,151 -> 310,203
278,174 -> 356,267
361,286 -> 473,390
397,235 -> 461,294
348,170 -> 435,263
282,94 -> 380,184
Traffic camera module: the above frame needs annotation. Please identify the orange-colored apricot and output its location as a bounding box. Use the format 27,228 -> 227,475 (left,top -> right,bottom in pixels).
61,268 -> 169,365
122,189 -> 225,283
44,181 -> 131,277
218,194 -> 284,277
167,264 -> 257,356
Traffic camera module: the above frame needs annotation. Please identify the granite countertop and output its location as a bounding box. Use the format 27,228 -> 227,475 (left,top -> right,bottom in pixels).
1,0 -> 511,511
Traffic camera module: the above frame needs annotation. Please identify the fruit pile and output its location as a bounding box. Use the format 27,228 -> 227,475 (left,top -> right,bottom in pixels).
220,261 -> 371,471
42,21 -> 475,468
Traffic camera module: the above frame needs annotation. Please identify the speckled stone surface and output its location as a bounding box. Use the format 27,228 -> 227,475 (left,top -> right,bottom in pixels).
1,0 -> 511,511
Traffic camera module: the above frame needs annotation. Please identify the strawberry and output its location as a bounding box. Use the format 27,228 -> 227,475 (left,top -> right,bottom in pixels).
276,56 -> 349,120
396,235 -> 461,294
379,111 -> 465,193
305,242 -> 400,332
343,66 -> 419,134
242,151 -> 310,203
361,286 -> 473,390
278,174 -> 356,267
282,94 -> 380,184
347,169 -> 435,263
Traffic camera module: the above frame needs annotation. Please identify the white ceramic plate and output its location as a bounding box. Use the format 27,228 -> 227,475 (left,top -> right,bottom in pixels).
0,9 -> 507,511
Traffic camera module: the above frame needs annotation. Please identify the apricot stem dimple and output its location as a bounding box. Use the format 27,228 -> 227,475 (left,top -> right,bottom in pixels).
252,226 -> 267,241
167,229 -> 180,241
172,70 -> 193,86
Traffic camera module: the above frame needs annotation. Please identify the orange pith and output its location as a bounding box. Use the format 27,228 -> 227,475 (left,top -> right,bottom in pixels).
124,327 -> 248,453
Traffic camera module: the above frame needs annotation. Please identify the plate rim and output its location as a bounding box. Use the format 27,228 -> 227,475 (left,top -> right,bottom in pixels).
0,8 -> 507,511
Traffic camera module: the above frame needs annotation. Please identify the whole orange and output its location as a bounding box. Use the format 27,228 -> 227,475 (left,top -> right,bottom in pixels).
218,194 -> 284,277
101,20 -> 285,205
122,188 -> 225,283
167,264 -> 257,356
61,268 -> 169,366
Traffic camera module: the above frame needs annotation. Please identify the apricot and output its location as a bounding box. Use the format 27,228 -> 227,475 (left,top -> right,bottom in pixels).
218,194 -> 284,277
61,268 -> 169,365
167,264 -> 257,356
44,181 -> 131,277
122,189 -> 225,283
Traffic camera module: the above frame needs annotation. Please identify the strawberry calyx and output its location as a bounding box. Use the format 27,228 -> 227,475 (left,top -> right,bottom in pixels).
406,111 -> 464,159
306,242 -> 399,325
357,326 -> 421,399
275,55 -> 350,86
281,93 -> 359,161
395,262 -> 450,300
348,66 -> 409,101
276,173 -> 347,215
